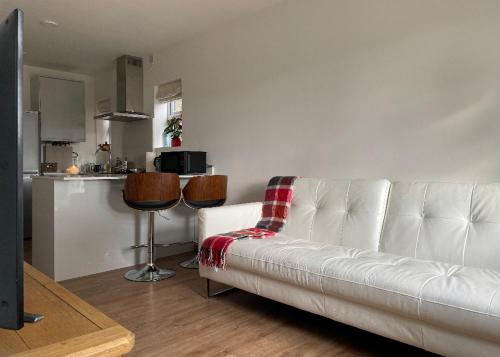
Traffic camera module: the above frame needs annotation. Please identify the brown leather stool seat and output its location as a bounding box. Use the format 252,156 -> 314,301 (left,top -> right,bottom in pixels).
180,175 -> 228,269
124,199 -> 180,211
183,198 -> 226,209
123,173 -> 181,281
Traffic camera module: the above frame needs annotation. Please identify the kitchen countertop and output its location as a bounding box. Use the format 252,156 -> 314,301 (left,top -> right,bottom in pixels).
32,173 -> 200,181
33,174 -> 128,181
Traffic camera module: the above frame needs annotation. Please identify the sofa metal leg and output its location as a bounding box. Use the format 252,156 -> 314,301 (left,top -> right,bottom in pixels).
180,256 -> 199,269
206,278 -> 236,298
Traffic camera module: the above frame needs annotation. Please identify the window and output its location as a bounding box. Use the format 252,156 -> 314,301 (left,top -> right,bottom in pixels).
168,98 -> 182,118
164,98 -> 182,147
154,79 -> 182,148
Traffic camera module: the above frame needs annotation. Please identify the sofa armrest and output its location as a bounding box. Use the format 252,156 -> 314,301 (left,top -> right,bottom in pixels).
198,202 -> 263,243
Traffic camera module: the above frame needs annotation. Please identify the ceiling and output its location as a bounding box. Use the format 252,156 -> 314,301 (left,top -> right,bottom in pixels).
0,0 -> 283,74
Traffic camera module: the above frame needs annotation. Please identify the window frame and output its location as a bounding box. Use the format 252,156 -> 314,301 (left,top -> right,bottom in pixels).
167,98 -> 182,119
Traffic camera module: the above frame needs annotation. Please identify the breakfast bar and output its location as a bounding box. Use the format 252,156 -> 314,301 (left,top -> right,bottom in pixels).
32,174 -> 196,281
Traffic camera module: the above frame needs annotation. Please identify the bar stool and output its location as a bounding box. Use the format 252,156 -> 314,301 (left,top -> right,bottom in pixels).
123,172 -> 181,282
180,175 -> 228,269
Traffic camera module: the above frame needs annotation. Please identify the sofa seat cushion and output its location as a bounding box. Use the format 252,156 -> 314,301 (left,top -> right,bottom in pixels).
224,237 -> 500,342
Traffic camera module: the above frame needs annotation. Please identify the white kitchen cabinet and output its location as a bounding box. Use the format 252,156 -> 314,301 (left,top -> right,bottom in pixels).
31,76 -> 85,142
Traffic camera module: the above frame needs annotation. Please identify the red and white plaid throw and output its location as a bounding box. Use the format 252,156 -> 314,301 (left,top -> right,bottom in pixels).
199,176 -> 297,269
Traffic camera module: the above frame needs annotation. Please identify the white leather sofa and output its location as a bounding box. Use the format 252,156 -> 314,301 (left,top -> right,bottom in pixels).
199,179 -> 500,356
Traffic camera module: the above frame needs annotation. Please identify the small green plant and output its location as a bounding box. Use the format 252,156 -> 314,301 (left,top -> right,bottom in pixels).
164,117 -> 182,138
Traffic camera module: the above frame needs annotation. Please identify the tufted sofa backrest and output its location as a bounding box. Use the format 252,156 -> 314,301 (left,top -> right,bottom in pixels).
281,178 -> 391,251
380,182 -> 500,271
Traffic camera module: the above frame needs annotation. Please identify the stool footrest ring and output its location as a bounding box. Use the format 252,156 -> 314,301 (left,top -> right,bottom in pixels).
130,244 -> 149,249
130,241 -> 190,249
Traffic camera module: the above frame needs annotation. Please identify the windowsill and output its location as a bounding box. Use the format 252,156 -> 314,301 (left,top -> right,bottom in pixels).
153,146 -> 185,152
153,146 -> 206,154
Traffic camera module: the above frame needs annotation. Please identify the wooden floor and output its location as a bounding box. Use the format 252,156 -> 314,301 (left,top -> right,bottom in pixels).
53,252 -> 435,357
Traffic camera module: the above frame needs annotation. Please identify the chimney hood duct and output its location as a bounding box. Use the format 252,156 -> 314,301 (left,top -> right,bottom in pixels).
94,55 -> 151,122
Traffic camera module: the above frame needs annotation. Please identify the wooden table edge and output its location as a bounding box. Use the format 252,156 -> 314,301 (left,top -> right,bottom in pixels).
14,263 -> 135,356
10,325 -> 134,357
23,263 -> 118,329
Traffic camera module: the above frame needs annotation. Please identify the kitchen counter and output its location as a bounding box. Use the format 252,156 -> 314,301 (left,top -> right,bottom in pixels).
34,173 -> 198,181
31,174 -> 198,281
33,174 -> 128,181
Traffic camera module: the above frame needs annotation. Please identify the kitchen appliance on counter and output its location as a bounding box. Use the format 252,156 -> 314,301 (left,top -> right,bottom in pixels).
154,151 -> 206,175
23,111 -> 41,238
40,162 -> 57,173
43,143 -> 72,172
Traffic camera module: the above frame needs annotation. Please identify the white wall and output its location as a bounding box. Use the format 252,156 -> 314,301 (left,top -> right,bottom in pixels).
23,65 -> 107,164
143,0 -> 500,203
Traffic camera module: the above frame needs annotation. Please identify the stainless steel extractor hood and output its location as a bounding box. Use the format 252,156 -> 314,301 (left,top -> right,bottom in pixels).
94,55 -> 151,122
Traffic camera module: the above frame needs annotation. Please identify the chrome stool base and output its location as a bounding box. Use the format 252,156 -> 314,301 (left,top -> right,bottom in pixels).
124,264 -> 176,282
180,256 -> 199,269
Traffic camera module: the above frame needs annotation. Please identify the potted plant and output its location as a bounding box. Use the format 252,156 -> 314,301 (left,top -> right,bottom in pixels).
164,117 -> 182,147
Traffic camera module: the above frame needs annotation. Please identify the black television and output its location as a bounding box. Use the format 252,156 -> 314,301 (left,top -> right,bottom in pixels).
0,9 -> 24,330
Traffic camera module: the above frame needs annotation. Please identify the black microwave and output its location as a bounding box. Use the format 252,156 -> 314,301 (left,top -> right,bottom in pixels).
154,151 -> 206,174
